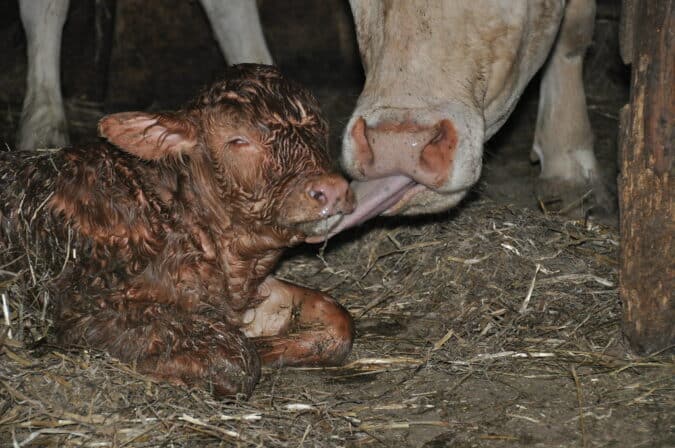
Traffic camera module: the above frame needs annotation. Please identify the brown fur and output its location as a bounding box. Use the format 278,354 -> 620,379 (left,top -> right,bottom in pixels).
0,64 -> 354,398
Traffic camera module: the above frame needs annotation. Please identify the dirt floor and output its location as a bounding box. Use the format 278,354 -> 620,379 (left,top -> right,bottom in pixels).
2,203 -> 673,447
1,1 -> 673,447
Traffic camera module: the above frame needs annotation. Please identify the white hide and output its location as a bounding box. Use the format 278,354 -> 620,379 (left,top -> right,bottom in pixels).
533,0 -> 600,184
18,0 -> 70,151
199,0 -> 273,65
16,0 -> 272,151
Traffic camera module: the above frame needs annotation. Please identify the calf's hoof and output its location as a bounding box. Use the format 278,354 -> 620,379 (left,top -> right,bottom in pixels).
205,337 -> 261,399
141,325 -> 261,399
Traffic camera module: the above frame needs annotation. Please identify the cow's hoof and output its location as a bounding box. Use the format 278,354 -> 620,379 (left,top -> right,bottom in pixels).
17,113 -> 69,151
535,176 -> 617,225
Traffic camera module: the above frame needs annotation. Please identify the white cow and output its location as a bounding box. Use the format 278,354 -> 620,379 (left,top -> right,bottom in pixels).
18,0 -> 605,233
16,0 -> 272,151
318,0 -> 605,238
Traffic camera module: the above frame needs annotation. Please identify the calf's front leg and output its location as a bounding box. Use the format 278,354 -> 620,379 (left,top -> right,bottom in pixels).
242,277 -> 354,367
56,302 -> 260,398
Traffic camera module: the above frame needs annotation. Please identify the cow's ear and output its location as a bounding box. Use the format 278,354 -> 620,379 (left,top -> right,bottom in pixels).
98,111 -> 198,160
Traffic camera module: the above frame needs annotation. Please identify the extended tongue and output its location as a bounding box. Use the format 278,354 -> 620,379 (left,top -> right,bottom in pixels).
306,175 -> 415,243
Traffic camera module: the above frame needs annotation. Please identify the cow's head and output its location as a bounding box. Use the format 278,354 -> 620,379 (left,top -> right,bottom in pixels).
98,64 -> 354,241
311,1 -> 489,242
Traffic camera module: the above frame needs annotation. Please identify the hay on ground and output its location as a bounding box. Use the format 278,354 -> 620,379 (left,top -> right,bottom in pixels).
1,199 -> 672,447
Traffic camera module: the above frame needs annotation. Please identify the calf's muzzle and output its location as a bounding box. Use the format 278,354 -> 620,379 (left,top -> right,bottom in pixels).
304,173 -> 355,218
279,172 -> 355,234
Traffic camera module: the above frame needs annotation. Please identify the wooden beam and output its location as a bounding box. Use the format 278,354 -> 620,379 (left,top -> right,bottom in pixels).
618,0 -> 674,354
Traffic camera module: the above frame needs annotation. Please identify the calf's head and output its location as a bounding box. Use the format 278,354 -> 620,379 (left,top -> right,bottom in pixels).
98,64 -> 354,241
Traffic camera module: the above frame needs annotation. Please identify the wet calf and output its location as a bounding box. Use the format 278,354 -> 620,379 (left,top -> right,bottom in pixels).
0,64 -> 355,398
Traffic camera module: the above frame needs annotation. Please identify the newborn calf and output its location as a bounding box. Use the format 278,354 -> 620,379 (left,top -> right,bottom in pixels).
0,64 -> 355,398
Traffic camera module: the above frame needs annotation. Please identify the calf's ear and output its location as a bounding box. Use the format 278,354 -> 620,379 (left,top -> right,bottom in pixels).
98,111 -> 198,160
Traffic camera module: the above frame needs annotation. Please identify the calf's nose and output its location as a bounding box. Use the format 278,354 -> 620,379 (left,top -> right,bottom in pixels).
305,174 -> 355,217
350,117 -> 457,189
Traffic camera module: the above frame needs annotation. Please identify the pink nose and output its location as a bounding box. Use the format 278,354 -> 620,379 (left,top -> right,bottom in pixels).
351,117 -> 458,188
305,173 -> 355,217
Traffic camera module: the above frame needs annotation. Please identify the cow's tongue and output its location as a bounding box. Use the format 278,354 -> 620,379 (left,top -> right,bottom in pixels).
306,175 -> 415,243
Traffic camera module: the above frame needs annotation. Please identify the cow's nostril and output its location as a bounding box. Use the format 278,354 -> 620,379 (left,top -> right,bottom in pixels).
351,117 -> 374,173
419,119 -> 457,187
430,126 -> 445,145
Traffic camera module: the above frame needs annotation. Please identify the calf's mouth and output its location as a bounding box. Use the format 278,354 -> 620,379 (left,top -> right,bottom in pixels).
293,213 -> 345,238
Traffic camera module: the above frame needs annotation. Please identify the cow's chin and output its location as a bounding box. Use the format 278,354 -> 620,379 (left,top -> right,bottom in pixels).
305,175 -> 469,243
383,187 -> 468,216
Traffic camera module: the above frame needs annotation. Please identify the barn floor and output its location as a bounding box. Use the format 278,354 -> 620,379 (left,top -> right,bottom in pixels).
1,1 -> 673,447
2,202 -> 673,447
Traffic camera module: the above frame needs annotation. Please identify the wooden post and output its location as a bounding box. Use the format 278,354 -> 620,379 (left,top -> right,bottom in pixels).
618,0 -> 674,354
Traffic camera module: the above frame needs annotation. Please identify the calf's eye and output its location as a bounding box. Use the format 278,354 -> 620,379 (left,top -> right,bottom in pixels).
227,137 -> 249,147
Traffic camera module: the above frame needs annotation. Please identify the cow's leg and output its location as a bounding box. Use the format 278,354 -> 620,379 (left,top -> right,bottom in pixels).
57,304 -> 260,398
532,0 -> 612,217
242,277 -> 354,367
199,0 -> 273,65
18,0 -> 70,151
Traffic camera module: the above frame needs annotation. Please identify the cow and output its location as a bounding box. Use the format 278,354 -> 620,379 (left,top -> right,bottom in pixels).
317,0 -> 608,239
0,64 -> 355,398
17,0 -> 608,234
